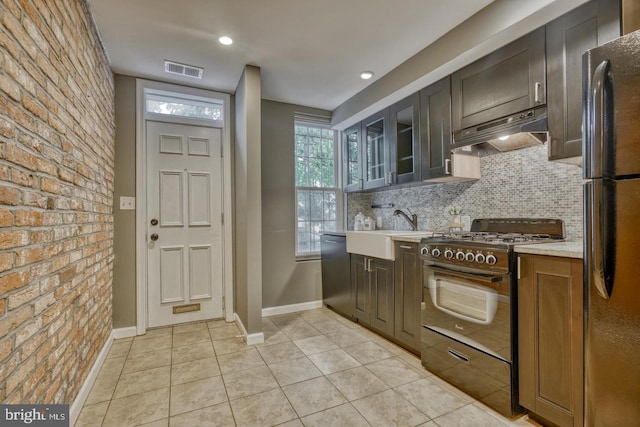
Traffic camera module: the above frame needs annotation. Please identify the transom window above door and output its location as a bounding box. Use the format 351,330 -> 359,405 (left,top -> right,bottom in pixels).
145,90 -> 223,121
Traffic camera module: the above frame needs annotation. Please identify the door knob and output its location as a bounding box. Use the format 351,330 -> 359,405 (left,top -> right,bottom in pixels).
150,233 -> 159,241
150,218 -> 158,226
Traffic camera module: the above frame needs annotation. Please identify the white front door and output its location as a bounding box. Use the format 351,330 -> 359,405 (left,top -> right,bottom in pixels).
146,120 -> 223,327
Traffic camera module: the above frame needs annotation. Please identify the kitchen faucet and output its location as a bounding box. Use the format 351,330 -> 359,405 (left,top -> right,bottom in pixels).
393,209 -> 418,231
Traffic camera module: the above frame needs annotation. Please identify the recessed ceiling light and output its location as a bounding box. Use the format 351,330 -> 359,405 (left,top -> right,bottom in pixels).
360,71 -> 374,80
219,36 -> 233,46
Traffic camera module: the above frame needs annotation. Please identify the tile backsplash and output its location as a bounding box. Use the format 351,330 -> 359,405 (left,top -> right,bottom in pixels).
347,144 -> 584,240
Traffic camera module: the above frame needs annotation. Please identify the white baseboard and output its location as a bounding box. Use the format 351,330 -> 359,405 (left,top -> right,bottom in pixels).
233,313 -> 264,345
70,329 -> 113,425
246,332 -> 265,345
261,300 -> 323,317
112,326 -> 137,340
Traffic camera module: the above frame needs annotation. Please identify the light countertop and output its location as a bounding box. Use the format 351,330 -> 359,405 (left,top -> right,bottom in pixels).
391,234 -> 433,243
514,241 -> 583,259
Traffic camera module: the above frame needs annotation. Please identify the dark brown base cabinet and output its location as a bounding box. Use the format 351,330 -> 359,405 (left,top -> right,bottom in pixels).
351,254 -> 394,337
518,254 -> 583,427
351,249 -> 422,354
393,242 -> 422,353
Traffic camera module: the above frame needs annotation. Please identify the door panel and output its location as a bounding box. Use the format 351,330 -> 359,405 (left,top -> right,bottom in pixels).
147,120 -> 223,327
160,171 -> 184,226
188,172 -> 211,226
189,245 -> 213,299
160,246 -> 184,303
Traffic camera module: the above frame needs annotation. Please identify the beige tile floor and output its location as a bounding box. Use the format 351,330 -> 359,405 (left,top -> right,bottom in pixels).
75,307 -> 538,427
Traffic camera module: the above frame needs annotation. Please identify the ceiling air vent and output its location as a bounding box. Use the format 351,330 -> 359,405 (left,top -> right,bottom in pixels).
164,60 -> 204,79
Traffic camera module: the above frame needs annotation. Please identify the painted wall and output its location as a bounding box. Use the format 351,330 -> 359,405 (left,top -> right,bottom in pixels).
348,144 -> 584,240
112,75 -> 136,328
234,66 -> 263,335
261,100 -> 332,309
0,0 -> 114,404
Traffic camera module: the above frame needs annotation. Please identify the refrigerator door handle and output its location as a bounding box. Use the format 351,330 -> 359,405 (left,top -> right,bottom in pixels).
590,180 -> 613,299
588,60 -> 611,178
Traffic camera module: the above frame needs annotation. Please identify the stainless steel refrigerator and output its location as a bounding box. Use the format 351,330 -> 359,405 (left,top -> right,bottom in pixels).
583,29 -> 640,426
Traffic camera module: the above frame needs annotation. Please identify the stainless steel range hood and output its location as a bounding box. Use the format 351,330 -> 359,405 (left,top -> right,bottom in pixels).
453,106 -> 548,155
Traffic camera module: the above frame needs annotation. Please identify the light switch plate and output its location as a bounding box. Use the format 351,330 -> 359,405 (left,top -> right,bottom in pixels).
120,196 -> 136,210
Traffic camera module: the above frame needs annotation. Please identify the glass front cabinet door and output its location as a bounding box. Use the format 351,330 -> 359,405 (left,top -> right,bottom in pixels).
390,93 -> 420,184
343,122 -> 363,192
363,110 -> 390,189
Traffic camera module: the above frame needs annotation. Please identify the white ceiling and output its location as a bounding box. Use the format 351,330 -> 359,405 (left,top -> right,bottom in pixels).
88,0 -> 494,111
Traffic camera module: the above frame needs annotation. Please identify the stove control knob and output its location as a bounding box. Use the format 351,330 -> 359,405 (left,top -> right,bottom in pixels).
420,247 -> 429,256
475,253 -> 486,263
485,254 -> 497,265
455,251 -> 465,260
465,252 -> 475,262
431,248 -> 442,257
444,249 -> 454,259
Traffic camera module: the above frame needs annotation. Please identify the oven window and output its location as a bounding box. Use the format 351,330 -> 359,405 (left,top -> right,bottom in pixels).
428,275 -> 499,325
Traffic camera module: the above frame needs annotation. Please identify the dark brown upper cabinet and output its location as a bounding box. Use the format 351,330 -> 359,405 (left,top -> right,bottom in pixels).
389,93 -> 420,185
546,0 -> 620,162
420,77 -> 452,180
451,27 -> 546,135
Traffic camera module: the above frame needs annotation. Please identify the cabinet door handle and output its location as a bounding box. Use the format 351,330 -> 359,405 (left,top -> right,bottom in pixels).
445,158 -> 451,175
534,82 -> 542,104
399,245 -> 413,249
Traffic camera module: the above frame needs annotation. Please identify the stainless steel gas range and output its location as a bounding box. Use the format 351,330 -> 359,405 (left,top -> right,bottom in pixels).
419,218 -> 565,417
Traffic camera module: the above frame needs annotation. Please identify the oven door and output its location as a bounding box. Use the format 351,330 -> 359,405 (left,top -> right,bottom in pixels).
421,261 -> 512,362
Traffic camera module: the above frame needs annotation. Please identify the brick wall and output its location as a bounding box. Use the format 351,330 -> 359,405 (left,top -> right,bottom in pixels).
0,0 -> 115,404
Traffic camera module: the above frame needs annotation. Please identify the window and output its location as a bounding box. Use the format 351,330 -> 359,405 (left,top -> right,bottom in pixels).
295,118 -> 339,257
145,91 -> 223,121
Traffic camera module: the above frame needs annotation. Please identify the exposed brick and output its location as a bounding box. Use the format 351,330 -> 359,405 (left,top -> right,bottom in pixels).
14,210 -> 42,226
22,94 -> 48,121
15,246 -> 43,267
5,354 -> 35,395
0,336 -> 13,362
0,269 -> 29,294
0,73 -> 21,102
0,185 -> 20,205
0,305 -> 32,338
40,177 -> 61,194
0,230 -> 29,249
0,208 -> 13,227
17,132 -> 43,153
9,168 -> 35,188
0,259 -> 14,284
0,0 -> 114,407
5,144 -> 37,170
0,117 -> 16,139
8,283 -> 40,311
21,191 -> 46,208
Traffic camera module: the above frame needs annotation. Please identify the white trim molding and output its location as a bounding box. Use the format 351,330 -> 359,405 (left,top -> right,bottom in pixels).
261,300 -> 323,317
234,313 -> 265,345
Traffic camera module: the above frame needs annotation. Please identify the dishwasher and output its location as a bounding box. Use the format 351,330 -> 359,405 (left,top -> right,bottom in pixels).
320,232 -> 353,319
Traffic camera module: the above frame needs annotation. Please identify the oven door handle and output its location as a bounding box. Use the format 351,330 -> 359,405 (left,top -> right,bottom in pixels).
423,263 -> 503,283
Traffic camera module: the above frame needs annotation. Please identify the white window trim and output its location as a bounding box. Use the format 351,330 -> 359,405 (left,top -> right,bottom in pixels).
294,117 -> 343,260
